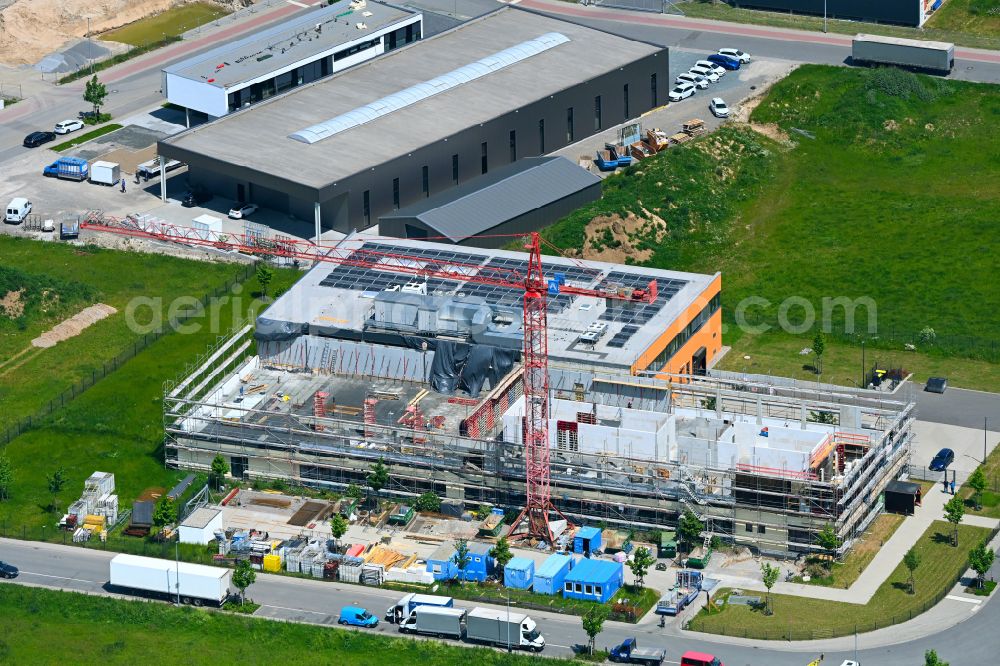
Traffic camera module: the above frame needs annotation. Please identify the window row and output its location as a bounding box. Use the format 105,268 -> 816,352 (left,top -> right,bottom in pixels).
645,292 -> 721,371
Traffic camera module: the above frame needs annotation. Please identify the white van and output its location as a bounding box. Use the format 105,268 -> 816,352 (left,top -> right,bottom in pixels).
5,197 -> 32,223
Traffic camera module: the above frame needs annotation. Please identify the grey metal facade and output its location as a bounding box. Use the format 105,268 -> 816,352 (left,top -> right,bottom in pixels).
730,0 -> 922,27
163,49 -> 667,234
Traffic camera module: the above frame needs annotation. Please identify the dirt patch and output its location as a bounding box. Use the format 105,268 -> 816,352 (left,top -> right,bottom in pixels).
884,119 -> 900,131
0,288 -> 24,318
731,70 -> 794,144
581,210 -> 667,264
31,303 -> 116,348
287,500 -> 332,527
249,496 -> 292,509
137,487 -> 167,502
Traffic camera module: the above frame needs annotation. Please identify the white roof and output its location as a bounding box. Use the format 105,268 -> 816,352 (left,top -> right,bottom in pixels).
111,553 -> 230,580
854,33 -> 953,50
91,160 -> 118,168
467,607 -> 528,621
7,197 -> 28,207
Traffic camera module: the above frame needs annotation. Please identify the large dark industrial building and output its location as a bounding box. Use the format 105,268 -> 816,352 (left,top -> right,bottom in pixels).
729,0 -> 930,27
158,7 -> 668,239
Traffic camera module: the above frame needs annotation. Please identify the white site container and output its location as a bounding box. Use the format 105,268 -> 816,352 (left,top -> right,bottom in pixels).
90,161 -> 121,186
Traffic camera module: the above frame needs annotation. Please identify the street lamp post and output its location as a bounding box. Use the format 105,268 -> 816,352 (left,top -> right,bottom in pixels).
861,340 -> 866,388
175,540 -> 181,605
506,589 -> 512,653
824,0 -> 828,33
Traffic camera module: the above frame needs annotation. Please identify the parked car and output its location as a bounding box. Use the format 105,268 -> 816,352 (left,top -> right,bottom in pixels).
228,202 -> 258,219
181,190 -> 213,207
718,47 -> 751,64
929,448 -> 955,472
23,131 -> 55,148
680,651 -> 724,666
925,377 -> 948,393
668,82 -> 696,102
0,560 -> 18,579
695,60 -> 726,77
689,65 -> 719,83
707,54 -> 741,71
54,119 -> 84,135
676,72 -> 709,90
338,606 -> 379,628
5,197 -> 32,223
709,98 -> 730,118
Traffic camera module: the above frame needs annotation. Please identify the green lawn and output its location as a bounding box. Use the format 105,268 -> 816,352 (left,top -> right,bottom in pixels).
542,65 -> 1000,391
796,513 -> 905,588
52,124 -> 123,151
679,2 -> 1000,50
0,237 -> 247,431
689,521 -> 992,639
0,586 -> 559,666
0,250 -> 300,531
960,439 -> 1000,518
100,2 -> 229,47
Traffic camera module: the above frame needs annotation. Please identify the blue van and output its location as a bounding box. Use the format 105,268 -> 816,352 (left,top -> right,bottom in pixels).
338,606 -> 379,628
707,54 -> 741,71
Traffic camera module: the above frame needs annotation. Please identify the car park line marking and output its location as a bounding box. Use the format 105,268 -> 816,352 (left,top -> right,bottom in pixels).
945,595 -> 982,604
286,0 -> 309,7
21,571 -> 101,584
260,603 -> 329,615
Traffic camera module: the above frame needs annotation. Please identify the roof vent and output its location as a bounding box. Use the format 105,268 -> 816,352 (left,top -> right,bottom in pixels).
356,22 -> 367,30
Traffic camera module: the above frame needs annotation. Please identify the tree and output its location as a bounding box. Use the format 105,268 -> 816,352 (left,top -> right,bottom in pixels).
153,495 -> 177,527
581,604 -> 610,656
812,331 -> 826,375
0,454 -> 13,501
232,559 -> 256,606
329,513 -> 348,543
969,541 -> 995,589
452,539 -> 471,585
255,263 -> 274,299
490,536 -> 514,570
924,649 -> 949,666
627,546 -> 656,590
83,75 -> 107,117
968,467 -> 987,511
903,548 -> 921,595
414,491 -> 441,513
677,509 -> 704,554
346,483 -> 363,500
46,468 -> 67,512
366,457 -> 389,504
815,524 -> 840,560
943,496 -> 965,547
209,454 -> 229,491
760,562 -> 780,616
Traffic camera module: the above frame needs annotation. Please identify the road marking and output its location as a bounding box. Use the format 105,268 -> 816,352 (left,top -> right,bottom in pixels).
22,571 -> 101,584
286,0 -> 309,7
945,595 -> 982,604
260,603 -> 329,615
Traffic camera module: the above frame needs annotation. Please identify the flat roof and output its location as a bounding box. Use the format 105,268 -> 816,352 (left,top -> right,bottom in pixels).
162,8 -> 662,189
854,33 -> 953,50
261,236 -> 717,370
181,507 -> 223,529
163,0 -> 418,89
565,558 -> 621,583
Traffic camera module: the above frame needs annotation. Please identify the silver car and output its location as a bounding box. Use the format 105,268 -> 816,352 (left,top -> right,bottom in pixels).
676,72 -> 709,90
689,65 -> 720,83
695,60 -> 726,77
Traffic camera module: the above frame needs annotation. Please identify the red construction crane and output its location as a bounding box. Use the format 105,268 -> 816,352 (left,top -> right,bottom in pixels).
80,212 -> 658,544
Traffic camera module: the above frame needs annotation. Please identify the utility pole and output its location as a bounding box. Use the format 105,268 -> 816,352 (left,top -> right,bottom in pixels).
506,589 -> 512,653
861,340 -> 866,388
824,0 -> 828,33
175,540 -> 181,605
87,17 -> 93,75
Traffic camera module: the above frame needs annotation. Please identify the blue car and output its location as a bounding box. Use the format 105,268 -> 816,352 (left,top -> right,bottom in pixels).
707,54 -> 741,71
339,606 -> 379,628
929,448 -> 954,472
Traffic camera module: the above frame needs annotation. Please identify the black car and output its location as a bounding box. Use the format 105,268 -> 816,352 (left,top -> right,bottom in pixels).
925,377 -> 948,394
23,131 -> 56,148
929,448 -> 955,472
0,560 -> 18,579
181,190 -> 213,207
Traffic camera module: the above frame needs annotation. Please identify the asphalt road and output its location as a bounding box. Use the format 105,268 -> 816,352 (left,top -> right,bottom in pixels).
2,537 -> 998,665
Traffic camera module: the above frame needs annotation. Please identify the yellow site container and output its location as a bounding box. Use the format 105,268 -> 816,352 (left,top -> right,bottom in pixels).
84,514 -> 106,527
263,555 -> 282,572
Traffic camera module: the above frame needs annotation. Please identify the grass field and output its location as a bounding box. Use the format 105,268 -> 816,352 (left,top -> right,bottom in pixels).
52,124 -> 123,151
100,2 -> 229,47
689,521 -> 991,639
0,586 -> 559,666
0,237 -> 247,431
542,65 -> 1000,391
0,244 -> 300,530
679,2 -> 1000,50
926,0 -> 1000,39
796,514 -> 905,588
960,440 -> 1000,518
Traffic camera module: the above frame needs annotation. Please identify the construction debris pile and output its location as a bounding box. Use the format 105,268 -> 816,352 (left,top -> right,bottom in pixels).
60,471 -> 120,542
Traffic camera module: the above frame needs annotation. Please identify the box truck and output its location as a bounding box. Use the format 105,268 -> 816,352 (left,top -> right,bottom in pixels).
465,607 -> 545,652
385,592 -> 454,623
90,161 -> 121,186
398,606 -> 467,639
852,34 -> 954,74
42,156 -> 89,181
109,553 -> 231,606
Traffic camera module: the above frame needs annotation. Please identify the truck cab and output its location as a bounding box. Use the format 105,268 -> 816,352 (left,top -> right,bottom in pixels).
521,617 -> 545,651
610,637 -> 666,664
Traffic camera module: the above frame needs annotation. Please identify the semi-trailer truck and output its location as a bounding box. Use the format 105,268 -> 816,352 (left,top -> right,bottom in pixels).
465,607 -> 545,652
385,593 -> 454,623
398,606 -> 467,638
852,34 -> 954,74
109,553 -> 231,606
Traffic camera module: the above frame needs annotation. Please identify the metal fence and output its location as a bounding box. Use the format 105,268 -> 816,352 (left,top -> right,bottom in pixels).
0,263 -> 256,449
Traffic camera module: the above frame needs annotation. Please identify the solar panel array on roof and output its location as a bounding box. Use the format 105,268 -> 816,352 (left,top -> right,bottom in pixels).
290,32 -> 571,144
605,325 -> 640,348
597,271 -> 687,346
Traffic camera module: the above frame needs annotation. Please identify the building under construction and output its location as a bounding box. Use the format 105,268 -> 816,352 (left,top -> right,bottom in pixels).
162,236 -> 914,557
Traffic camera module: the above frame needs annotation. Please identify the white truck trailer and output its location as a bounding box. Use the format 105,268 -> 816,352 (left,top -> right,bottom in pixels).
89,161 -> 120,186
465,607 -> 545,652
398,606 -> 467,639
852,34 -> 954,74
109,553 -> 231,606
385,592 -> 454,623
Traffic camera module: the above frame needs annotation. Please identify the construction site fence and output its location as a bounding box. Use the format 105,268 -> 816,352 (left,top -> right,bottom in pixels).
686,521 -> 1000,641
0,263 -> 256,449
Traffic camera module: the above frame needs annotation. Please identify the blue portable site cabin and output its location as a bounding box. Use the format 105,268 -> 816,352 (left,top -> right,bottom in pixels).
504,557 -> 534,590
459,541 -> 495,582
574,526 -> 602,555
562,559 -> 623,603
533,553 -> 574,595
426,543 -> 458,581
